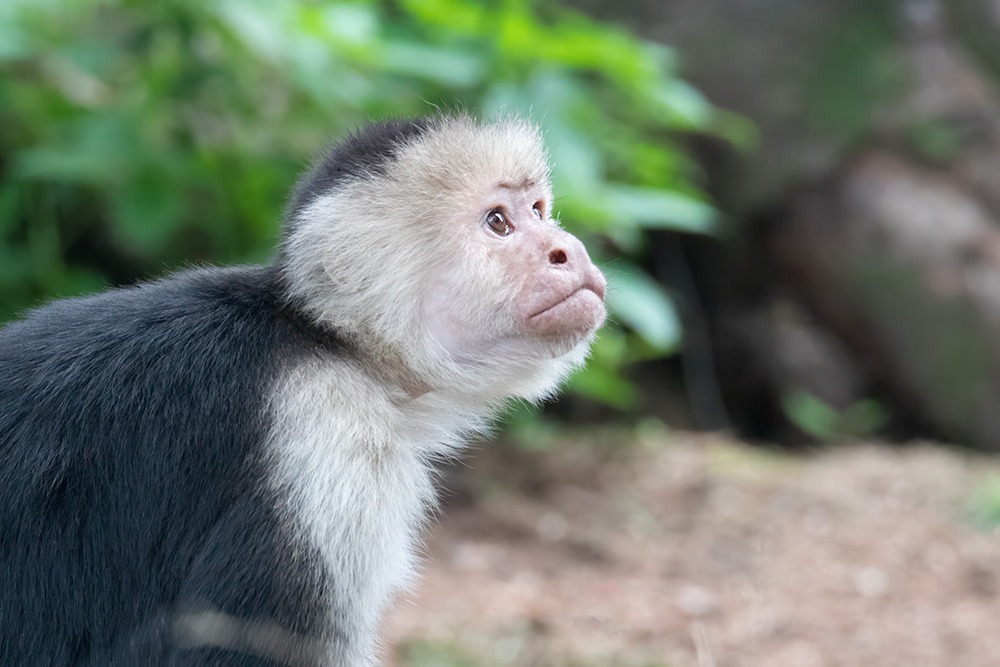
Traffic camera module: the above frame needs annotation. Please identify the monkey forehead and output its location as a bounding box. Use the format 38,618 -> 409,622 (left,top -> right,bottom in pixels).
390,116 -> 551,197
283,116 -> 551,234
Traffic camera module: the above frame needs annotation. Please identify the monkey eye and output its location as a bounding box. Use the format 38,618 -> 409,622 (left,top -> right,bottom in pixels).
532,202 -> 544,219
485,208 -> 512,237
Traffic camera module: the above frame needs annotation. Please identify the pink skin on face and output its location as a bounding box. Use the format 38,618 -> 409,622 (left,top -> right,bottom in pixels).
484,182 -> 607,341
422,181 -> 606,367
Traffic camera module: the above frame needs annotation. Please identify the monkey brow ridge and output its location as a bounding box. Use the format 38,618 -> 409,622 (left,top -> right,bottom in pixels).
496,178 -> 538,191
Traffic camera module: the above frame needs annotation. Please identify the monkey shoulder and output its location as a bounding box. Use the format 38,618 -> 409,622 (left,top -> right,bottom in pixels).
0,262 -> 314,511
0,265 -> 352,662
0,265 -> 327,419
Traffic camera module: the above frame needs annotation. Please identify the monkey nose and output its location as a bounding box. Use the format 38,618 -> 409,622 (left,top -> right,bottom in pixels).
546,233 -> 587,268
547,237 -> 606,300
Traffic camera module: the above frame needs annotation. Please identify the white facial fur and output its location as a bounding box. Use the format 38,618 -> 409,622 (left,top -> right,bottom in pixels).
282,116 -> 606,404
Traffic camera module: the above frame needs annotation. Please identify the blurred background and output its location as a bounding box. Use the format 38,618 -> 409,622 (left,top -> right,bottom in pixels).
4,0 -> 1000,664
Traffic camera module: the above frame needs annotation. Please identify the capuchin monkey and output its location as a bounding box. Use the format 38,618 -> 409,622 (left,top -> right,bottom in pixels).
0,115 -> 606,665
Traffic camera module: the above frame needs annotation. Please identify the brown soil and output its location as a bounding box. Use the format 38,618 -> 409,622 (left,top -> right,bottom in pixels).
385,429 -> 1000,667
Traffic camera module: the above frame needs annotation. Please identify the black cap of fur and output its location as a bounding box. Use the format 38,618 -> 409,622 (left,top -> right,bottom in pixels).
284,118 -> 433,226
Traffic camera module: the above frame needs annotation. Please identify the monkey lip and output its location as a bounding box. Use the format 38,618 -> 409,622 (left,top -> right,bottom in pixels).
529,271 -> 607,321
529,286 -> 603,320
526,284 -> 606,340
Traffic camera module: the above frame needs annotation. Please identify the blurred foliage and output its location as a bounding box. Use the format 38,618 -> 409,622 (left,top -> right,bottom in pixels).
397,638 -> 667,667
781,390 -> 888,442
803,0 -> 901,140
0,0 -> 743,411
397,640 -> 495,667
966,475 -> 1000,530
906,118 -> 966,163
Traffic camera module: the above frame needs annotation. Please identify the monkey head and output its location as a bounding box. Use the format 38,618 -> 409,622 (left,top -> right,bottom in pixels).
281,116 -> 606,404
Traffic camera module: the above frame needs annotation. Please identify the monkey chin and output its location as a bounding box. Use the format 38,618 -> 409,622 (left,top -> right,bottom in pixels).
507,333 -> 598,402
517,294 -> 606,374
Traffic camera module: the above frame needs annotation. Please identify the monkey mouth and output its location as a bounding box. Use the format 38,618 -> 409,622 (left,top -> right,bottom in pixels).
529,271 -> 607,321
529,286 -> 602,320
526,284 -> 606,339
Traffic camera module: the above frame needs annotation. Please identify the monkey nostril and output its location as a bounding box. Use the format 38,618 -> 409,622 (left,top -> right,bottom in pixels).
549,249 -> 568,265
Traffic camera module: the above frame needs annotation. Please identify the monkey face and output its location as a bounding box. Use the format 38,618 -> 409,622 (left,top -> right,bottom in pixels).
499,202 -> 606,343
422,178 -> 606,379
283,116 -> 605,401
478,183 -> 606,345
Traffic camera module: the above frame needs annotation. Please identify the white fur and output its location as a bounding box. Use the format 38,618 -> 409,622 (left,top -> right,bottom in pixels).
268,356 -> 490,665
271,116 -> 599,664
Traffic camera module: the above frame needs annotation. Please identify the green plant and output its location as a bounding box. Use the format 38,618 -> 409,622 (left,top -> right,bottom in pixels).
782,390 -> 888,441
967,475 -> 1000,530
0,0 -> 742,411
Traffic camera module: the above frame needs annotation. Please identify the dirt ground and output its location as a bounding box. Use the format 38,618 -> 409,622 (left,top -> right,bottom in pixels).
385,428 -> 1000,667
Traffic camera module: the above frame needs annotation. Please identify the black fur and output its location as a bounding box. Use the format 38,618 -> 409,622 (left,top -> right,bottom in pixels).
0,265 -> 339,665
284,117 -> 433,226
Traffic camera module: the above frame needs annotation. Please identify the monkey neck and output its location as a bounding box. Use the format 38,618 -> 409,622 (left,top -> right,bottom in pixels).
272,265 -> 433,401
351,340 -> 434,403
382,365 -> 433,404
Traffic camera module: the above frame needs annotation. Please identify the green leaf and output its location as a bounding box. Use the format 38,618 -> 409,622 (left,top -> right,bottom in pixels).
16,114 -> 138,184
111,175 -> 184,253
215,1 -> 290,63
16,148 -> 111,183
841,399 -> 888,436
656,79 -> 713,128
0,184 -> 21,233
967,476 -> 1000,530
379,42 -> 485,88
781,391 -> 886,441
0,10 -> 32,60
314,5 -> 378,47
400,0 -> 485,34
604,263 -> 681,352
782,391 -> 841,440
603,184 -> 717,234
542,110 -> 603,196
568,364 -> 637,410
